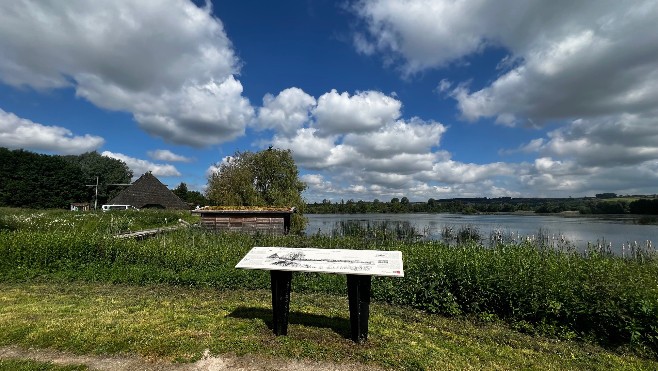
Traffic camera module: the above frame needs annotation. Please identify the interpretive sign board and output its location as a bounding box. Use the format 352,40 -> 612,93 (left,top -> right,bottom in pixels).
235,246 -> 404,277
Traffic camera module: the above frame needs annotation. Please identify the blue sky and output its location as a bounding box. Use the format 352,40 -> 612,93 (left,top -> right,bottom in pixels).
1,0 -> 657,202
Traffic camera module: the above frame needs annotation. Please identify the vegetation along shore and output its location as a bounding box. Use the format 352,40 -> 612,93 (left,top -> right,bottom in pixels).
1,208 -> 657,369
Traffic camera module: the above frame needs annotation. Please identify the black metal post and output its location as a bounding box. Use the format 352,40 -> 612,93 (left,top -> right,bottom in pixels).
270,270 -> 292,336
347,274 -> 372,343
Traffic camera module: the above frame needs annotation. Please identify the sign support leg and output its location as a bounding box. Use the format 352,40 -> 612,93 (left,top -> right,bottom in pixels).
347,274 -> 371,343
270,270 -> 292,336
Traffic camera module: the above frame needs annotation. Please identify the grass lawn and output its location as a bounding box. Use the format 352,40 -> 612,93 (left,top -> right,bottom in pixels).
0,359 -> 87,371
0,282 -> 655,370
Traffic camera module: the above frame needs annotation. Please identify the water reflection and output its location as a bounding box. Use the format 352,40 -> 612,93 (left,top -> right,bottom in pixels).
305,213 -> 658,254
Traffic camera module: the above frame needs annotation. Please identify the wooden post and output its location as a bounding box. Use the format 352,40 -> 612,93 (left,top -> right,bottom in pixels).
347,274 -> 371,343
270,270 -> 292,336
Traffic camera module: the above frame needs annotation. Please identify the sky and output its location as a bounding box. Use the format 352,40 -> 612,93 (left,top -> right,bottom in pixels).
1,0 -> 657,202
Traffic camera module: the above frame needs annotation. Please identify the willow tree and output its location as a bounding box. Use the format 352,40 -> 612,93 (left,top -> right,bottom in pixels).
206,148 -> 307,233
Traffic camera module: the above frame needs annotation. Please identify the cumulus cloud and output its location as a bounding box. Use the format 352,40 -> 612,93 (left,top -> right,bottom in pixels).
421,160 -> 515,184
269,104 -> 518,198
147,149 -> 193,163
257,84 -> 528,199
0,109 -> 104,154
353,0 -> 494,74
343,118 -> 445,157
347,0 -> 658,198
301,174 -> 336,194
0,0 -> 253,146
256,88 -> 316,137
361,153 -> 437,175
102,151 -> 181,178
504,112 -> 658,196
313,89 -> 402,135
524,114 -> 658,167
354,0 -> 658,125
514,150 -> 658,197
272,128 -> 337,168
254,86 -> 518,199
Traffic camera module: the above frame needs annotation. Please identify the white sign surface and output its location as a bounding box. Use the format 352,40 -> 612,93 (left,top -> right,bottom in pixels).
235,247 -> 404,277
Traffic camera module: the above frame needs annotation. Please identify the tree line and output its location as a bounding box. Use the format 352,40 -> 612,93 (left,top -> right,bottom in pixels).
307,196 -> 658,215
3,146 -> 656,218
171,182 -> 208,207
0,147 -> 309,224
0,148 -> 131,209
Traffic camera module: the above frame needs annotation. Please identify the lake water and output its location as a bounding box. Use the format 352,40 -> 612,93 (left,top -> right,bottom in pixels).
305,213 -> 658,254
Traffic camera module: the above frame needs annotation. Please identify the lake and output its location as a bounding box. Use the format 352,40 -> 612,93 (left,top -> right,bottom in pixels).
305,213 -> 657,254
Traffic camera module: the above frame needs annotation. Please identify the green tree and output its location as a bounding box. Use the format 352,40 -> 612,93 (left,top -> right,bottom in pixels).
206,148 -> 307,233
0,148 -> 87,208
186,190 -> 208,206
172,182 -> 209,207
62,151 -> 132,206
172,182 -> 189,200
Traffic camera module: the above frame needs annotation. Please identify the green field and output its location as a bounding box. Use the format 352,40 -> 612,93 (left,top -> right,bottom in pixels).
0,208 -> 657,369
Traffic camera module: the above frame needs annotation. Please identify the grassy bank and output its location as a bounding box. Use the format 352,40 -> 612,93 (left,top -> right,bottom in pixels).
1,282 -> 656,370
1,208 -> 657,358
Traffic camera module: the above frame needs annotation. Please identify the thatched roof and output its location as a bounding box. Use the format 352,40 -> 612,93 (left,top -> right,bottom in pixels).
109,172 -> 188,210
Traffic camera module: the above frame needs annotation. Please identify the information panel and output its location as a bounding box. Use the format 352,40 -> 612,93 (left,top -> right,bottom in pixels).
236,246 -> 404,277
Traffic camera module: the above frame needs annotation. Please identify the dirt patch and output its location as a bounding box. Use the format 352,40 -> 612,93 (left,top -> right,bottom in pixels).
0,345 -> 382,371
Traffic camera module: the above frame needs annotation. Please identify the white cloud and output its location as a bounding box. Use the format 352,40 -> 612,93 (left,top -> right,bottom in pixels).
261,89 -> 434,190
301,173 -> 336,194
0,0 -> 253,147
271,109 -> 522,199
205,163 -> 222,178
522,113 -> 658,167
421,160 -> 515,184
147,149 -> 193,163
272,128 -> 337,169
313,89 -> 402,135
354,0 -> 658,125
0,109 -> 104,154
345,0 -> 658,199
357,171 -> 413,189
353,33 -> 376,55
275,117 -> 446,177
102,151 -> 181,178
361,153 -> 437,175
437,79 -> 452,93
257,88 -> 316,137
353,0 -> 497,75
301,174 -> 326,187
92,75 -> 253,147
343,118 -> 445,157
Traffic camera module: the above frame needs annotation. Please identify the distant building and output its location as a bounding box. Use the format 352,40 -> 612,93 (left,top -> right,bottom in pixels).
108,172 -> 188,210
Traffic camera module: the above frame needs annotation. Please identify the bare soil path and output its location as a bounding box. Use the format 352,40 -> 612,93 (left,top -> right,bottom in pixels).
0,345 -> 382,371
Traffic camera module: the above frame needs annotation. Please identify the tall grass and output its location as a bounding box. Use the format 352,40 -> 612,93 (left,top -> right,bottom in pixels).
0,208 -> 657,355
0,208 -> 197,234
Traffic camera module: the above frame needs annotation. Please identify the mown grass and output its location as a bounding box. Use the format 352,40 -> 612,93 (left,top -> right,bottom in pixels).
1,208 -> 657,362
1,282 -> 656,370
0,359 -> 87,371
0,359 -> 89,371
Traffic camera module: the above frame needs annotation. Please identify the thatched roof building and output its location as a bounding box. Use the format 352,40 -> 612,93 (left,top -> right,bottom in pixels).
109,172 -> 188,210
